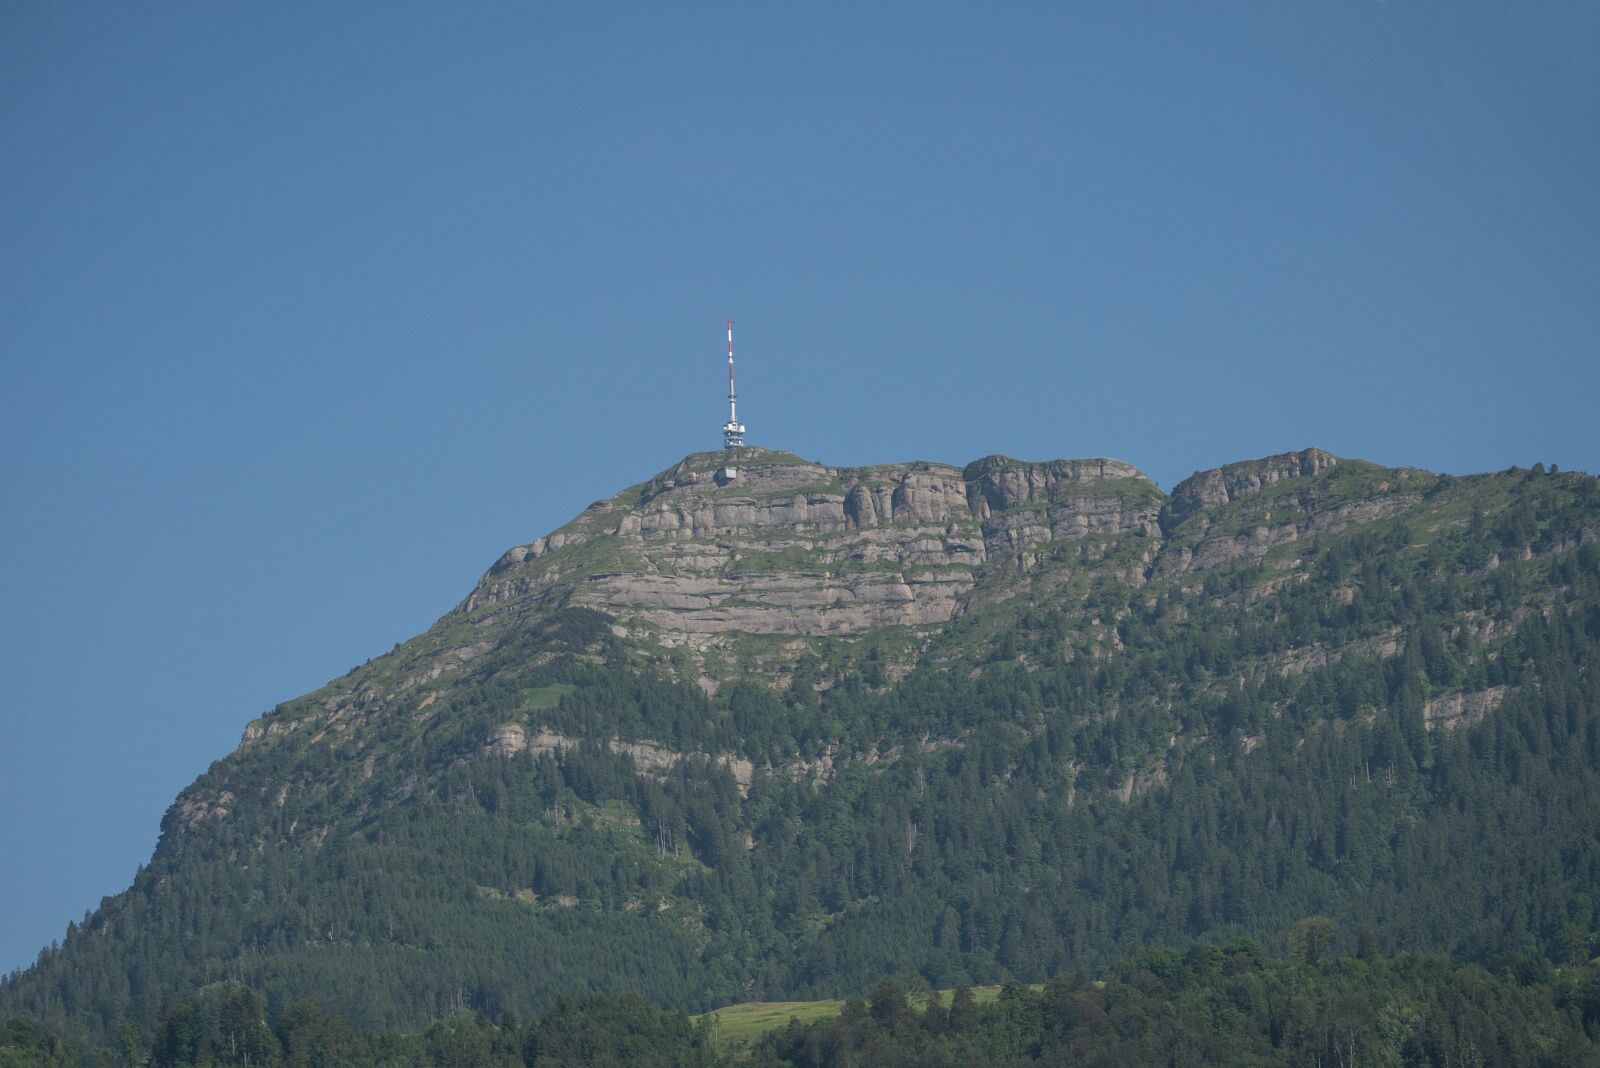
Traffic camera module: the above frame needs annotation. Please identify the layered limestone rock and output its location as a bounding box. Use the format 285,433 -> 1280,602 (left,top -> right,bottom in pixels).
962,456 -> 1164,564
481,724 -> 757,788
1153,448 -> 1425,577
454,445 -> 1440,644
1162,448 -> 1340,526
464,448 -> 1165,638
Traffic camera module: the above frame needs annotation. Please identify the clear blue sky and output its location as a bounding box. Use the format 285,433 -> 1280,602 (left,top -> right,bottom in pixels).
2,3 -> 1596,975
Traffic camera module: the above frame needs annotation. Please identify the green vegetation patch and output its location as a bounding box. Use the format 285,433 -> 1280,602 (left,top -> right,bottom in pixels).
1048,476 -> 1165,502
523,683 -> 577,711
700,984 -> 1022,1048
701,999 -> 845,1046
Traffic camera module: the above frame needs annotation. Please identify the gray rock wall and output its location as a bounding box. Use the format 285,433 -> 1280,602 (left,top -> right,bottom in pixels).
464,446 -> 1398,640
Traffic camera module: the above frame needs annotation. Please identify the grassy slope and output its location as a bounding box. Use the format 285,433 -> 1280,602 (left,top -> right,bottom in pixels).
699,984 -> 1034,1048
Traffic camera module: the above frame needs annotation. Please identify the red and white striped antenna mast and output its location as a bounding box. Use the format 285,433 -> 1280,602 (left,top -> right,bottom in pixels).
722,319 -> 745,448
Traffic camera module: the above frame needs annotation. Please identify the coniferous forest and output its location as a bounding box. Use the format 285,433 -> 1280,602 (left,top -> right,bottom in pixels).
7,940 -> 1600,1066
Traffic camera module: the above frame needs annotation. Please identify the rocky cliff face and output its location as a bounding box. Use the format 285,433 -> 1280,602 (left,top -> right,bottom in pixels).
1162,447 -> 1340,525
456,446 -> 1449,657
1152,449 -> 1431,577
463,448 -> 1164,641
227,444 -> 1525,762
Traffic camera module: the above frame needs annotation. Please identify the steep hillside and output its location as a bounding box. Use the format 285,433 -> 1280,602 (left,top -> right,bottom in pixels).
4,447 -> 1598,1049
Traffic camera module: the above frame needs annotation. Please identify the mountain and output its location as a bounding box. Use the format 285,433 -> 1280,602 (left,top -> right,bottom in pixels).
4,446 -> 1599,1049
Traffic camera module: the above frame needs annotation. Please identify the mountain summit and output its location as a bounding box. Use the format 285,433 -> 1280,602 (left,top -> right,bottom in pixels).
5,447 -> 1598,1049
468,446 -> 1163,639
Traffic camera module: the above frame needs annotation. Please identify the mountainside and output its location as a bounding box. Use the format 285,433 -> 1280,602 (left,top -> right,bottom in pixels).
6,446 -> 1600,1049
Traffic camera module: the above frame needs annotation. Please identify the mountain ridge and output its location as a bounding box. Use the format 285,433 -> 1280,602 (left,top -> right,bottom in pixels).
5,444 -> 1598,1051
230,444 -> 1368,764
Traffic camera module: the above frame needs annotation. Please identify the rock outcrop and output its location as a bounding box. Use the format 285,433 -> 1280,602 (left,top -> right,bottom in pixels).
1151,449 -> 1427,577
1162,448 -> 1339,527
1424,686 -> 1512,731
464,448 -> 1166,639
459,446 -> 1451,642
